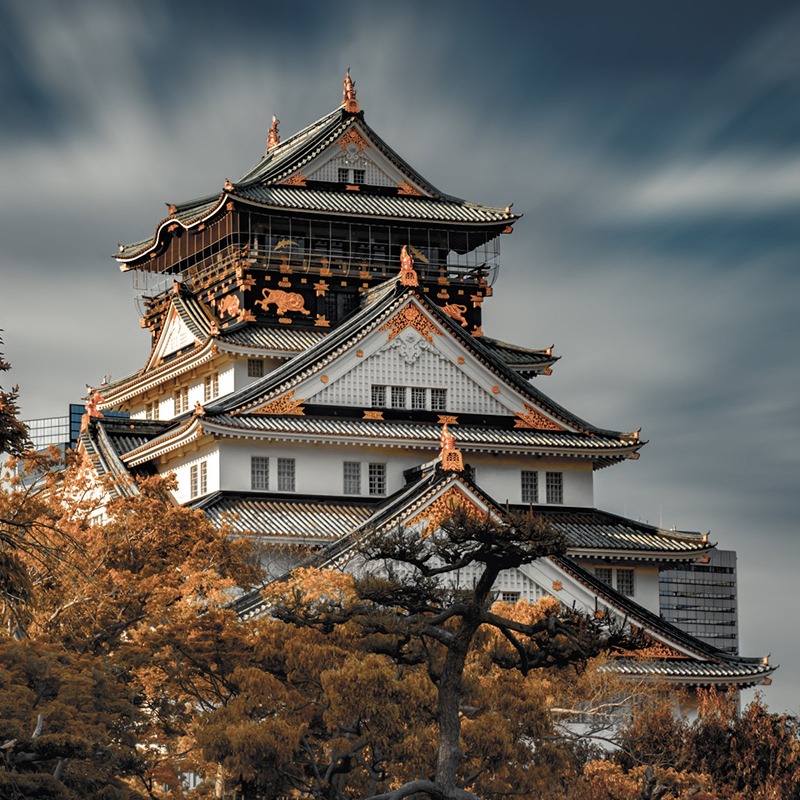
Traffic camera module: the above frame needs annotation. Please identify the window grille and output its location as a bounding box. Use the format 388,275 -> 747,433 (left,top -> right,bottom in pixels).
190,461 -> 207,498
248,359 -> 264,378
616,568 -> 635,597
204,373 -> 219,402
173,388 -> 188,415
501,591 -> 520,603
353,168 -> 365,184
430,388 -> 447,411
251,457 -> 269,491
521,471 -> 538,503
411,387 -> 426,410
595,567 -> 613,587
391,386 -> 406,408
338,167 -> 349,182
371,385 -> 386,408
343,462 -> 361,494
146,402 -> 159,421
545,472 -> 563,504
368,463 -> 386,496
277,458 -> 295,492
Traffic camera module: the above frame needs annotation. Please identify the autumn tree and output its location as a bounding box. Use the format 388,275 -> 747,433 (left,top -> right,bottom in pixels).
0,461 -> 258,798
0,333 -> 30,457
267,505 -> 631,800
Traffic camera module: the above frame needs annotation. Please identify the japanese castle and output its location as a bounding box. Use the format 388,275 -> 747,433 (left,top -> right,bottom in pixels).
81,72 -> 774,690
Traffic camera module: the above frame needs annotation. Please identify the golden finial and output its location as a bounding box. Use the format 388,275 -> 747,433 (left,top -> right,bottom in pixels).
193,401 -> 206,418
399,245 -> 418,287
266,114 -> 280,154
343,68 -> 359,113
439,423 -> 464,473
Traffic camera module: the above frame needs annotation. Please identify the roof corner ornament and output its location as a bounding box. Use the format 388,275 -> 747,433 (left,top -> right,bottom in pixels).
224,178 -> 234,192
81,388 -> 105,432
266,114 -> 280,154
399,245 -> 419,287
343,68 -> 359,113
193,401 -> 206,418
439,423 -> 464,473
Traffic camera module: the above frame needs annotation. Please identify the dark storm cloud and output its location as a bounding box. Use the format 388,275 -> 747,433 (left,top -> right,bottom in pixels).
1,0 -> 798,711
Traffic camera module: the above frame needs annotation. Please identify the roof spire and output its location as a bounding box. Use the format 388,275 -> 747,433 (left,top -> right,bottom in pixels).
399,245 -> 418,287
265,114 -> 280,155
439,423 -> 464,473
343,68 -> 359,113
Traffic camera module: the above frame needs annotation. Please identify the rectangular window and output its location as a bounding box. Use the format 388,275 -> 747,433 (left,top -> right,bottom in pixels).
368,463 -> 386,496
616,568 -> 635,597
277,458 -> 295,492
248,359 -> 264,378
145,401 -> 159,421
251,456 -> 269,491
338,167 -> 349,182
501,591 -> 520,603
204,373 -> 219,402
353,168 -> 365,184
391,386 -> 406,408
595,567 -> 613,588
430,388 -> 447,412
173,387 -> 188,416
546,471 -> 563,504
343,462 -> 361,494
411,387 -> 426,410
190,461 -> 207,499
371,385 -> 386,408
521,471 -> 538,503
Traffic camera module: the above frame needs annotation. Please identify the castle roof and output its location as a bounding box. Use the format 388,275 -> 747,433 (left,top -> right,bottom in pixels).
117,102 -> 518,265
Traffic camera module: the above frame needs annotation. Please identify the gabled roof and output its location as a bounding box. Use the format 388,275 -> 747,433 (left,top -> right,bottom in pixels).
116,101 -> 519,265
233,467 -> 773,687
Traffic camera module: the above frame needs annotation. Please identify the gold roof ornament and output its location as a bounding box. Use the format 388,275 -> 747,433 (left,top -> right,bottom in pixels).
399,245 -> 419,287
343,68 -> 359,113
439,423 -> 464,473
266,114 -> 280,154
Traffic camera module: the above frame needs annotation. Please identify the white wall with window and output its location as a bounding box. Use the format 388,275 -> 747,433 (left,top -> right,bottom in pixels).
580,561 -> 661,614
165,449 -> 220,505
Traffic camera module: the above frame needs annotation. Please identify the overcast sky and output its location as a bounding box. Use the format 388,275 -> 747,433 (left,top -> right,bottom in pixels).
1,0 -> 798,714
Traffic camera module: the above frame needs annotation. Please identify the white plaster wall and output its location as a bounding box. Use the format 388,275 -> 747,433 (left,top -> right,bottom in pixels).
576,559 -> 661,615
163,447 -> 220,504
466,453 -> 594,507
219,439 -> 425,497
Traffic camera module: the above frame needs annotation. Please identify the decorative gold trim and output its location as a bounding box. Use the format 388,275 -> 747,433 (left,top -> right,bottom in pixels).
342,69 -> 360,113
436,290 -> 450,300
315,314 -> 331,328
399,245 -> 418,287
321,375 -> 329,383
278,317 -> 292,325
339,128 -> 368,152
472,326 -> 484,337
438,423 -> 464,473
470,293 -> 484,308
356,350 -> 364,357
513,403 -> 565,431
491,386 -> 500,394
216,294 -> 241,318
442,303 -> 468,327
552,580 -> 563,592
380,302 -> 441,344
408,486 -> 480,536
457,357 -> 465,365
266,114 -> 280,152
397,180 -> 423,196
224,178 -> 234,192
251,390 -> 305,416
437,415 -> 458,425
363,410 -> 384,420
282,173 -> 307,187
256,288 -> 311,316
345,184 -> 360,191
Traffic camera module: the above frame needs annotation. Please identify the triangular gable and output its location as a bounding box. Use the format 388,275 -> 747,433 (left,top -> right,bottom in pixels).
244,295 -> 576,431
146,302 -> 203,369
297,122 -> 429,196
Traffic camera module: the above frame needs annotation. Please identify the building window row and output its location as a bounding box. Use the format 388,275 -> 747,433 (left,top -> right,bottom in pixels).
521,470 -> 563,504
173,387 -> 189,416
372,385 -> 447,411
204,373 -> 219,402
248,359 -> 265,378
595,566 -> 635,597
248,457 -> 387,496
